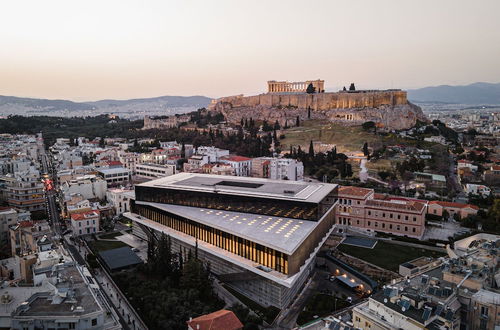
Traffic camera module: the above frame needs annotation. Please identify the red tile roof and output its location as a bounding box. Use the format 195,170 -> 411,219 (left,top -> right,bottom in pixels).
71,210 -> 100,221
366,199 -> 426,213
106,161 -> 123,166
338,186 -> 373,198
19,221 -> 34,228
429,201 -> 479,210
187,310 -> 243,330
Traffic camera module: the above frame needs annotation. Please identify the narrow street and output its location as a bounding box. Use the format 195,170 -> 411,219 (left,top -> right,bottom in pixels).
42,151 -> 146,330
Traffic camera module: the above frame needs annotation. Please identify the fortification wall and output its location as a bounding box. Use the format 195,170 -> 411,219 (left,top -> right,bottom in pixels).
210,90 -> 426,130
210,91 -> 407,112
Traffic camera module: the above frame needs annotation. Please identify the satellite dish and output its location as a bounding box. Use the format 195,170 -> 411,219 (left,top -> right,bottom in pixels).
384,298 -> 388,303
402,307 -> 406,312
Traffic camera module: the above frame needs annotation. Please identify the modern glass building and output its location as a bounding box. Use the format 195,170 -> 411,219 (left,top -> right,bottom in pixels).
125,173 -> 338,308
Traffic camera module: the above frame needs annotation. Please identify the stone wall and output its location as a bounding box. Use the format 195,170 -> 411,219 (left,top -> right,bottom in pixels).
209,90 -> 427,130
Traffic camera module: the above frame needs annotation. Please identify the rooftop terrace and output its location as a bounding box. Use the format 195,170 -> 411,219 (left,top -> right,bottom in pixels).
138,173 -> 336,203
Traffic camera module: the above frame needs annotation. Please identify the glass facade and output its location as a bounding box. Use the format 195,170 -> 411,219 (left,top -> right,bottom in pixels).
133,203 -> 289,274
135,186 -> 321,220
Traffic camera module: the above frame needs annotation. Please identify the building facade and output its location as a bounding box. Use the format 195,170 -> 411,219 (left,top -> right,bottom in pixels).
335,186 -> 427,239
71,210 -> 100,236
125,173 -> 338,308
135,163 -> 176,179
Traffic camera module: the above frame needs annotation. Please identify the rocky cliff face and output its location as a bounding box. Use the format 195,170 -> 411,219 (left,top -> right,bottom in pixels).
210,91 -> 428,130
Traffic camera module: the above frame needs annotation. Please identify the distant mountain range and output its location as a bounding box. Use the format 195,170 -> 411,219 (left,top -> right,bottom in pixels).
0,95 -> 212,114
407,82 -> 500,104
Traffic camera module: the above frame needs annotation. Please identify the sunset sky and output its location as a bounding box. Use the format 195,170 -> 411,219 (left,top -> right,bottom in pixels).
1,0 -> 499,101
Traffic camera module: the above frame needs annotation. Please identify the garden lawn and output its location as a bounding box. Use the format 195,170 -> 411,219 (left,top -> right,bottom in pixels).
337,240 -> 445,272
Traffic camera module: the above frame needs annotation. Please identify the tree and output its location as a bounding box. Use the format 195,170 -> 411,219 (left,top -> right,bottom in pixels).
378,171 -> 391,181
181,142 -> 186,158
99,137 -> 105,148
306,83 -> 316,94
274,120 -> 280,130
308,140 -> 315,158
362,121 -> 376,131
362,142 -> 369,157
342,86 -> 347,91
349,83 -> 356,91
284,119 -> 288,129
307,107 -> 311,119
296,116 -> 300,127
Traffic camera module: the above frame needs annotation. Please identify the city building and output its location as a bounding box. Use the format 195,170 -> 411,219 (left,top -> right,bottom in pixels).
335,187 -> 427,239
135,163 -> 176,179
427,201 -> 479,220
252,157 -> 304,181
97,167 -> 132,186
465,183 -> 491,197
0,207 -> 30,247
106,187 -> 134,216
187,309 -> 243,330
60,175 -> 107,200
352,270 -> 461,330
0,167 -> 45,213
0,247 -> 119,329
219,155 -> 252,177
9,220 -> 52,257
70,210 -> 100,236
354,233 -> 500,330
124,173 -> 338,308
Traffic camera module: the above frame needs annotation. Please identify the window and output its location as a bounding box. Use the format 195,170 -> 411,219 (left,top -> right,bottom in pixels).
382,223 -> 385,229
390,213 -> 393,218
397,215 -> 401,219
368,211 -> 371,216
413,217 -> 417,222
367,221 -> 371,226
92,318 -> 98,326
382,213 -> 385,218
405,215 -> 408,221
404,226 -> 408,231
480,306 -> 489,317
389,224 -> 393,229
412,228 -> 416,233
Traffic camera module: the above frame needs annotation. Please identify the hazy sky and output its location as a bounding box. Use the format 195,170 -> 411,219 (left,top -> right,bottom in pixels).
1,0 -> 499,101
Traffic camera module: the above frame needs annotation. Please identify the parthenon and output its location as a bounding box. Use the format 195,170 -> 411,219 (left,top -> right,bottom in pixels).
268,79 -> 325,93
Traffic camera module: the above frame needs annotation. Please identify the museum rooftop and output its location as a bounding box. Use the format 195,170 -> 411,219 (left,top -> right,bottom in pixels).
137,173 -> 337,203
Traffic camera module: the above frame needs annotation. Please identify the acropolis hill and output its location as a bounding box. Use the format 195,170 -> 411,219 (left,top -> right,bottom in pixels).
209,80 -> 427,130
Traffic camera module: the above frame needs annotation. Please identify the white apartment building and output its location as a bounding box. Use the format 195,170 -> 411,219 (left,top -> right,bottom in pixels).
219,155 -> 252,177
195,146 -> 229,163
60,175 -> 107,200
269,158 -> 304,181
135,163 -> 176,179
97,167 -> 132,186
70,210 -> 100,236
106,188 -> 133,216
1,167 -> 45,212
465,183 -> 491,197
0,207 -> 30,246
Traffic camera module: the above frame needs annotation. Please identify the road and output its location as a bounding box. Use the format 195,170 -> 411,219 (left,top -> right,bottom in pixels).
41,151 -> 145,329
41,153 -> 63,235
274,272 -> 321,329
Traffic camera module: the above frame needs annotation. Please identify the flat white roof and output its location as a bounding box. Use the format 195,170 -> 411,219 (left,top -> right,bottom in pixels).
138,172 -> 336,203
135,201 -> 320,254
97,167 -> 131,175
